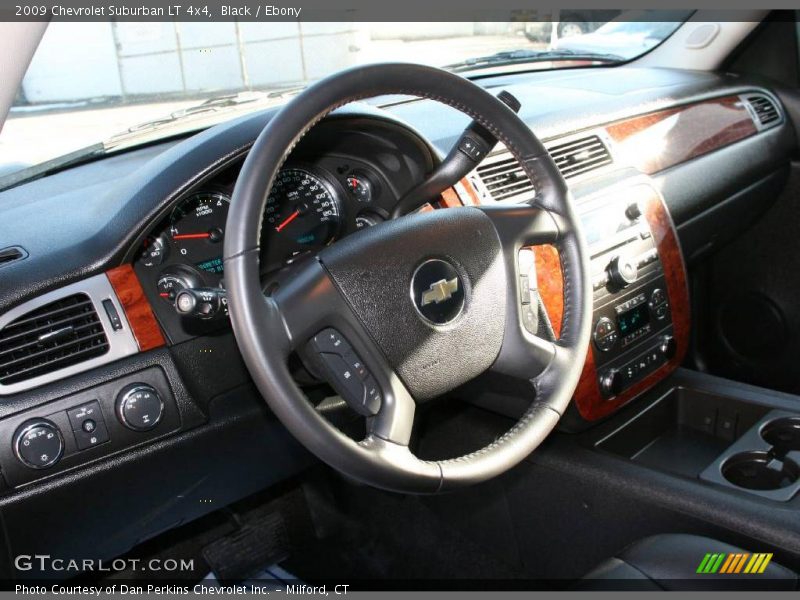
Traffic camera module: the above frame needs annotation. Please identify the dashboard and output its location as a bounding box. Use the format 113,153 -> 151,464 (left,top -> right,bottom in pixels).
0,65 -> 795,575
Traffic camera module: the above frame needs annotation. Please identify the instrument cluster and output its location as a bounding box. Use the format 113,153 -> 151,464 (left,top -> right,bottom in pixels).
133,160 -> 397,343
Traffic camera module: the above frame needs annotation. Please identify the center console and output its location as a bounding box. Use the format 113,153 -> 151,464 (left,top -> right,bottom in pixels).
584,189 -> 676,399
593,369 -> 800,503
567,179 -> 691,425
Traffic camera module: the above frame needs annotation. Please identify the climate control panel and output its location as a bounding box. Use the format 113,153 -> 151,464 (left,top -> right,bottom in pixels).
0,367 -> 178,487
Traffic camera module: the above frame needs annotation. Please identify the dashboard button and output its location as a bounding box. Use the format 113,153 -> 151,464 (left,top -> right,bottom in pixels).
67,400 -> 110,449
73,418 -> 109,450
116,384 -> 164,432
14,420 -> 64,469
67,400 -> 102,431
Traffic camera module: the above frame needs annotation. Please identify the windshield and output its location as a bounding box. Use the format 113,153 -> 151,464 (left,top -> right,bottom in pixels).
0,13 -> 689,187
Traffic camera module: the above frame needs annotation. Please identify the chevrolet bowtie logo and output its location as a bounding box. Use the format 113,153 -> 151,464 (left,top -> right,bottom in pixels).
420,277 -> 459,307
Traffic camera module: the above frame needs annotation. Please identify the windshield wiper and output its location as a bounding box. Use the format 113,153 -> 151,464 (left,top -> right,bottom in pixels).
445,49 -> 625,73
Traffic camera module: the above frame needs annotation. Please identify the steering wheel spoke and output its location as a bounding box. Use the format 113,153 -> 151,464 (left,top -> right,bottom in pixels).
475,203 -> 569,380
270,257 -> 417,443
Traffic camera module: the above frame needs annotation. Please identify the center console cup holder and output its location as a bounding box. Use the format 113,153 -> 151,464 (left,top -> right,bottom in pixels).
721,451 -> 799,491
701,410 -> 800,501
761,417 -> 800,455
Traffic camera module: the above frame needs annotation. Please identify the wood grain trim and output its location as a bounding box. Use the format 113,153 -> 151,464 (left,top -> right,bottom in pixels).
106,264 -> 166,352
606,96 -> 757,175
534,244 -> 563,337
439,186 -> 464,208
572,185 -> 690,421
439,178 -> 481,208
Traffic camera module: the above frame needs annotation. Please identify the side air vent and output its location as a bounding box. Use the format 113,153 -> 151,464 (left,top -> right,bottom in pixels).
474,155 -> 536,202
0,246 -> 27,269
0,293 -> 109,386
547,134 -> 613,179
745,94 -> 782,130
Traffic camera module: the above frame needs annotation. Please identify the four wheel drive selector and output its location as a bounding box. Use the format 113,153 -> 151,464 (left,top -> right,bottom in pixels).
116,384 -> 165,432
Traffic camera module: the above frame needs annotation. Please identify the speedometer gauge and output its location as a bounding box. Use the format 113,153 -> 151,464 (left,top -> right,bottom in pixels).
264,168 -> 341,248
169,191 -> 230,274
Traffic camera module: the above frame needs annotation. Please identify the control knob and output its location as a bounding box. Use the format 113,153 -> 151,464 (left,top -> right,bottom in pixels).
607,255 -> 638,289
625,201 -> 643,221
14,419 -> 64,469
116,384 -> 164,431
659,335 -> 677,360
599,369 -> 625,397
175,287 -> 227,320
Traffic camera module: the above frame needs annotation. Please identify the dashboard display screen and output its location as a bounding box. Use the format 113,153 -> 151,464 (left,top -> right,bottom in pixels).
617,304 -> 650,335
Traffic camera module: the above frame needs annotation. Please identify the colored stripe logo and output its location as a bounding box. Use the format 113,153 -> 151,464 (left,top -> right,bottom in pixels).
697,552 -> 773,574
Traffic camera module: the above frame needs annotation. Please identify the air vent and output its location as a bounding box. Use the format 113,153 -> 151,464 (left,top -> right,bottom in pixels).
547,134 -> 613,179
0,246 -> 26,269
0,293 -> 109,386
745,94 -> 781,129
474,156 -> 536,202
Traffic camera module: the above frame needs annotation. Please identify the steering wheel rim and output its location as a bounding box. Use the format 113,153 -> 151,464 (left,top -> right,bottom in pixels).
223,63 -> 592,493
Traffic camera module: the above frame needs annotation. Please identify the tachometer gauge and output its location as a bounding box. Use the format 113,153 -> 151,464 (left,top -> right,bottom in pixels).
169,191 -> 230,274
261,168 -> 342,272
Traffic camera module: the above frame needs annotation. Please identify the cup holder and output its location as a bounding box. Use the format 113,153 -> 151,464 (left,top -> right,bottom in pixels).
721,451 -> 799,491
761,417 -> 800,455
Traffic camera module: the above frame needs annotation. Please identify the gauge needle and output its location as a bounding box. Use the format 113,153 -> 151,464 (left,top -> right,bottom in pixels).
275,210 -> 300,232
173,232 -> 212,240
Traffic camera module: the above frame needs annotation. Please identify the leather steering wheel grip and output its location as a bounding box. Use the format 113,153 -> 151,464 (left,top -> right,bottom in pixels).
223,63 -> 592,493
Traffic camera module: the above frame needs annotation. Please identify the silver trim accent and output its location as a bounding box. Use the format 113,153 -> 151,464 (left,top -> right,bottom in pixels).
0,274 -> 140,396
13,419 -> 64,469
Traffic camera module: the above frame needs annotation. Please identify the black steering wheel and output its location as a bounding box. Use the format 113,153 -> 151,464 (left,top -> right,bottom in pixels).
223,64 -> 591,493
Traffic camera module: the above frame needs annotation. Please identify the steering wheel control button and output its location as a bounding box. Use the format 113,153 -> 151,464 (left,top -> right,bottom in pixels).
318,353 -> 373,416
116,384 -> 164,432
410,259 -> 465,326
14,420 -> 64,469
311,328 -> 347,354
67,400 -> 110,450
309,329 -> 380,417
363,376 -> 383,415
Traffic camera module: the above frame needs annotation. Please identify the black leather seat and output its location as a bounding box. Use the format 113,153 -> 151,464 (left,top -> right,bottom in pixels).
579,534 -> 797,590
